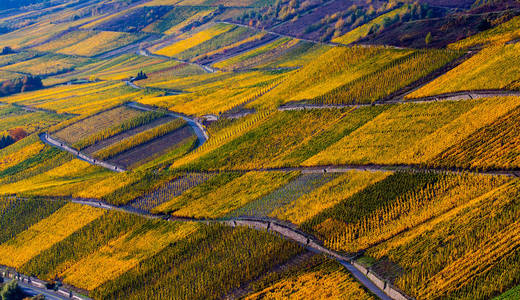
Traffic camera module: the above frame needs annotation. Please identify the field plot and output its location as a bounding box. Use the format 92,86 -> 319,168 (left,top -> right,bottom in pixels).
0,136 -> 46,172
89,6 -> 173,33
272,170 -> 391,225
245,254 -> 375,300
227,173 -> 339,218
82,116 -> 175,155
32,30 -> 97,52
0,105 -> 66,136
58,31 -> 144,57
0,155 -> 109,197
0,70 -> 26,82
0,53 -> 90,76
0,197 -> 66,245
169,111 -> 273,170
312,49 -> 461,104
53,105 -> 143,145
0,16 -> 101,50
161,8 -> 217,35
129,172 -> 214,212
19,211 -> 145,281
92,223 -> 302,300
247,46 -> 412,109
304,96 -> 520,166
254,42 -> 331,70
408,44 -> 520,98
60,221 -> 198,290
155,23 -> 235,58
105,124 -> 196,169
142,6 -> 208,34
0,203 -> 104,268
135,60 -> 206,82
157,171 -> 298,218
0,52 -> 40,68
138,70 -> 287,116
182,108 -> 384,170
333,7 -> 407,45
429,105 -> 520,170
213,37 -> 306,71
173,25 -> 258,61
363,176 -> 520,299
93,118 -> 187,160
0,81 -> 147,115
74,54 -> 180,81
192,32 -> 277,65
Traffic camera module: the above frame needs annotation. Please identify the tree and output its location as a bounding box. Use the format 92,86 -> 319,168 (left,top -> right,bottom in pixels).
8,128 -> 27,141
0,280 -> 24,300
425,32 -> 432,46
135,71 -> 147,81
0,47 -> 14,55
0,135 -> 15,149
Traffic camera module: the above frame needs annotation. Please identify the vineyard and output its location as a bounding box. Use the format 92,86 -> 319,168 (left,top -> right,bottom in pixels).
313,49 -> 461,104
0,196 -> 66,244
0,105 -> 66,137
58,31 -> 144,57
53,106 -> 143,144
245,254 -> 375,299
175,26 -> 257,61
429,105 -> 520,170
93,118 -> 187,160
450,15 -> 520,50
303,96 -> 520,166
272,170 -> 391,225
1,0 -> 520,299
128,172 -> 214,212
365,177 -> 520,299
155,23 -> 235,58
77,111 -> 168,150
0,203 -> 104,268
332,6 -> 408,45
246,46 -> 413,109
409,44 -> 520,98
213,37 -> 302,71
165,171 -> 298,219
227,173 -> 339,218
91,223 -> 302,300
0,54 -> 90,76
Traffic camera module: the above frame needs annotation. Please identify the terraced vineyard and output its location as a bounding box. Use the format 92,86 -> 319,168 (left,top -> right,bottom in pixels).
1,0 -> 520,299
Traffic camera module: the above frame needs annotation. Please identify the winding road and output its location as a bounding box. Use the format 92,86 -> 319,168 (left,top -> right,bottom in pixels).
39,133 -> 126,172
278,90 -> 520,111
126,101 -> 209,145
68,198 -> 405,300
39,102 -> 209,173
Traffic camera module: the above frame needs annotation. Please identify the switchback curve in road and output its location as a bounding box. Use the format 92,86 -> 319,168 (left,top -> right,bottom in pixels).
126,101 -> 209,145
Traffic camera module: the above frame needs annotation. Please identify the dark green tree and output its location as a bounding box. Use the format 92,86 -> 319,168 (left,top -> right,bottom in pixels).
0,281 -> 24,300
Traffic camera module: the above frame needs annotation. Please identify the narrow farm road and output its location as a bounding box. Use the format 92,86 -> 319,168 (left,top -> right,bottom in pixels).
126,101 -> 209,145
68,198 -> 408,300
39,133 -> 126,172
40,102 -> 208,173
278,90 -> 520,111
